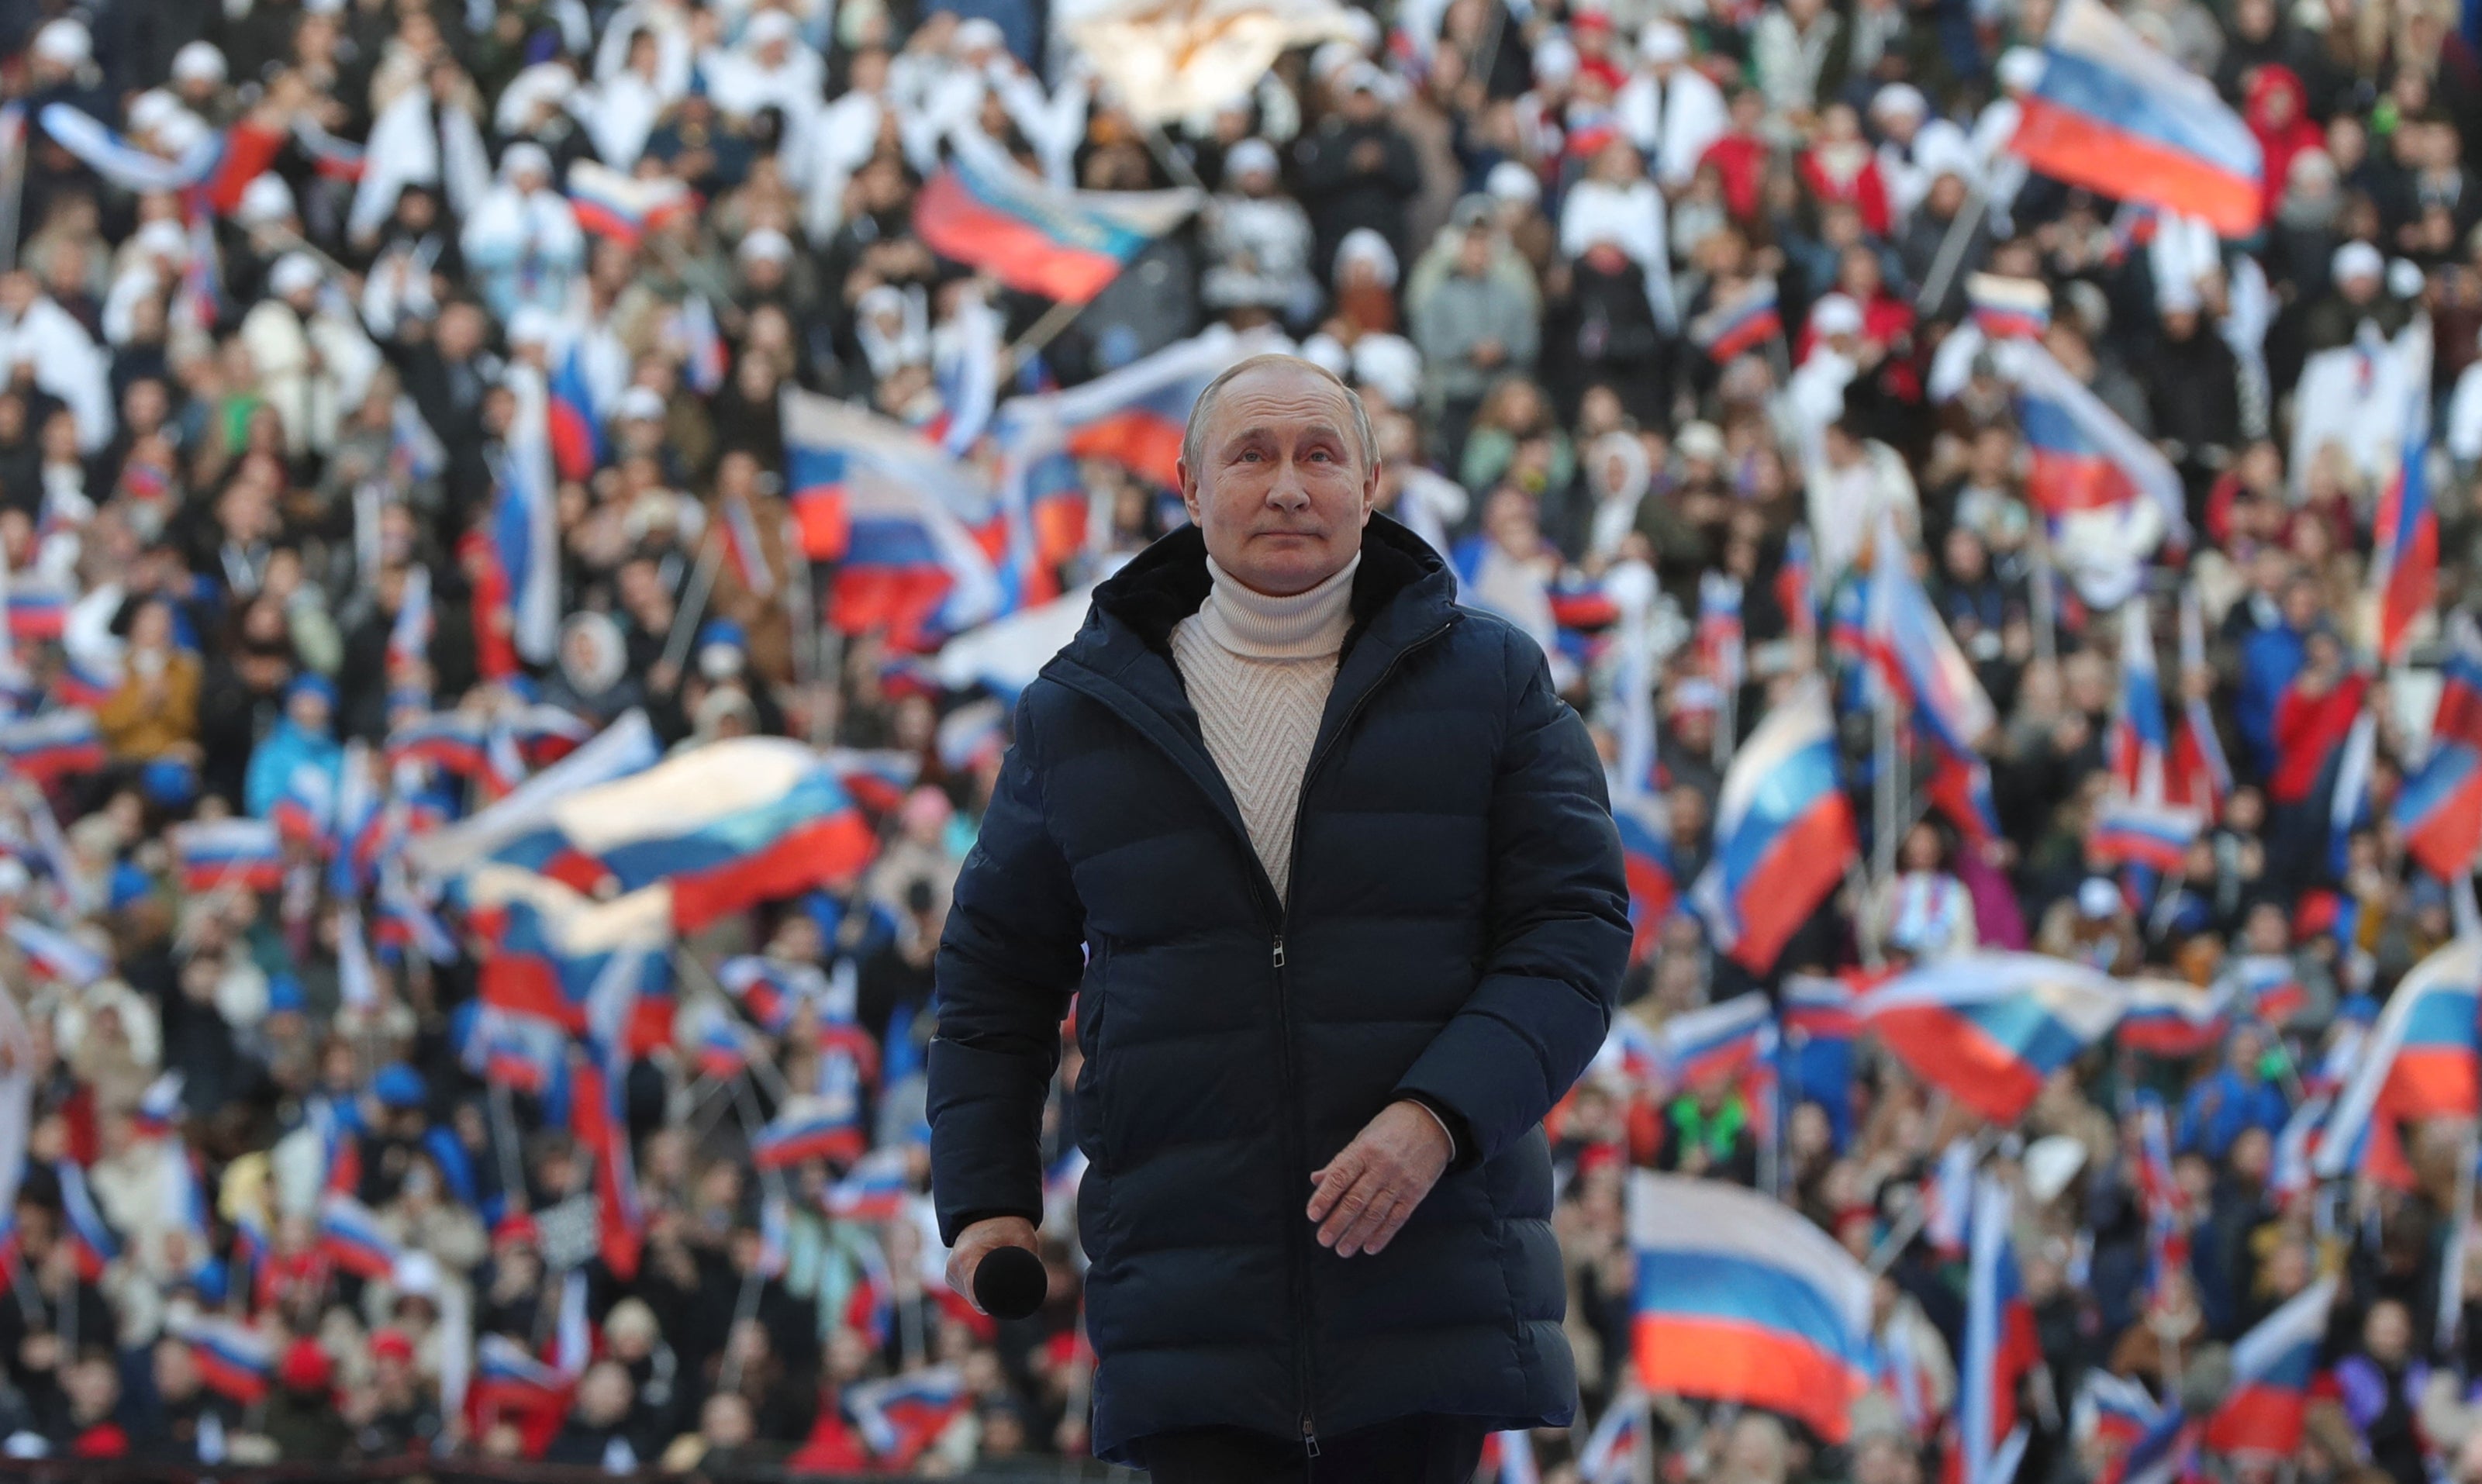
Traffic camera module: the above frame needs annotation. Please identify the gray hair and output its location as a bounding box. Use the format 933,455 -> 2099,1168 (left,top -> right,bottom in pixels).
1179,353 -> 1377,481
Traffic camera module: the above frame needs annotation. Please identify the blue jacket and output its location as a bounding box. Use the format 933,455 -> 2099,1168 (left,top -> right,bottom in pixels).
928,516 -> 1629,1462
243,718 -> 340,820
2177,1067 -> 2289,1159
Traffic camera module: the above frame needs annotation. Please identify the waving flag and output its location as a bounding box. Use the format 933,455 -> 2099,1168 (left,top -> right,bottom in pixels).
1691,277 -> 1783,363
2202,1279 -> 2337,1457
565,159 -> 694,246
913,131 -> 1200,304
1960,1175 -> 2041,1484
464,866 -> 672,1035
1628,1172 -> 1873,1444
546,340 -> 605,484
998,323 -> 1279,486
55,1159 -> 117,1279
2316,937 -> 2481,1185
5,585 -> 65,642
2368,332 -> 2438,664
1866,515 -> 1997,754
846,1365 -> 970,1465
485,737 -> 880,931
2007,0 -> 2265,235
2077,1371 -> 2163,1454
474,1334 -> 575,1416
2397,612 -> 2482,878
387,711 -> 488,776
1995,338 -> 2185,534
2088,798 -> 2202,874
1778,526 -> 1818,643
1967,274 -> 2051,340
2111,599 -> 2169,800
2167,587 -> 2231,817
720,955 -> 830,1033
1859,954 -> 2127,1123
1784,973 -> 1863,1146
1576,1389 -> 1652,1484
753,1094 -> 867,1168
460,1005 -> 568,1096
2118,977 -> 2230,1058
780,388 -> 1003,639
1691,679 -> 1858,973
5,917 -> 105,988
716,492 -> 775,599
827,1144 -> 913,1221
169,818 -> 286,892
2228,954 -> 2308,1029
1612,792 -> 1679,965
1653,992 -> 1773,1090
1698,573 -> 1747,691
488,409 -> 561,668
0,709 -> 105,782
171,1314 -> 273,1403
318,1192 -> 402,1279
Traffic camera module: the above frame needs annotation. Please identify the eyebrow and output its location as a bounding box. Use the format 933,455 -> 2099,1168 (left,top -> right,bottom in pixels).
1224,423 -> 1348,450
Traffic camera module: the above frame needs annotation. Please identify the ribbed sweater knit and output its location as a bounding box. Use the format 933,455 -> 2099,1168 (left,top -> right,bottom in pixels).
1169,550 -> 1461,1159
1170,553 -> 1360,906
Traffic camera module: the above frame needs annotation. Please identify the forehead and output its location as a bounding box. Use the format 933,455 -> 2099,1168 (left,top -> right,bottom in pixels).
1202,364 -> 1354,442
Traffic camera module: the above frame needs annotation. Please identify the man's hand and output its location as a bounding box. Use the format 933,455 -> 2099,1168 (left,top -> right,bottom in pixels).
1307,1099 -> 1452,1258
945,1215 -> 1039,1313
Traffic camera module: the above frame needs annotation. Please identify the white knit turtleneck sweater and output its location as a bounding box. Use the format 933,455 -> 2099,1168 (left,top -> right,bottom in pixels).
1170,553 -> 1360,904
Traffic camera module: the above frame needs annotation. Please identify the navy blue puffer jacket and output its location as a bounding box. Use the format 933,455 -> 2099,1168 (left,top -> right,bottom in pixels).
927,514 -> 1630,1465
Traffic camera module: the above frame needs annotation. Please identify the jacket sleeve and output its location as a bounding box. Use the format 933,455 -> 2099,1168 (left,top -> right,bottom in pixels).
1390,634 -> 1630,1171
927,693 -> 1089,1246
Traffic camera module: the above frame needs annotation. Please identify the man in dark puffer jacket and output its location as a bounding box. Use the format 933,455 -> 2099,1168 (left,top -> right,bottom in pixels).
928,355 -> 1629,1479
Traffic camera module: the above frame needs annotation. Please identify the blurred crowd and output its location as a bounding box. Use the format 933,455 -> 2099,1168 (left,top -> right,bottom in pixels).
0,0 -> 2477,1476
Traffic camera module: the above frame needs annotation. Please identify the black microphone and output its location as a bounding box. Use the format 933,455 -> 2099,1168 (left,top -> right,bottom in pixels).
972,1244 -> 1048,1320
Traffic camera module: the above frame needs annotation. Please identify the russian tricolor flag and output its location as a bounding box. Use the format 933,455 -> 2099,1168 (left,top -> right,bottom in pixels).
169,817 -> 287,892
5,916 -> 106,988
461,865 -> 673,1035
5,586 -> 67,642
1628,1172 -> 1873,1444
2201,1278 -> 2337,1457
2116,976 -> 2231,1058
2227,954 -> 2308,1029
2369,333 -> 2438,666
1967,273 -> 2051,340
1690,679 -> 1858,973
1959,1175 -> 2042,1484
1866,516 -> 1997,756
0,708 -> 105,782
2076,1371 -> 2163,1455
458,1005 -> 568,1096
2111,599 -> 2170,801
2397,612 -> 2482,878
55,1159 -> 118,1280
1692,276 -> 1783,364
2087,798 -> 2202,875
913,131 -> 1199,305
1859,954 -> 2127,1124
2007,0 -> 2265,236
752,1095 -> 865,1169
173,1315 -> 273,1403
1997,337 -> 2186,534
565,159 -> 694,247
319,1192 -> 402,1279
2315,937 -> 2480,1187
719,954 -> 829,1034
486,737 -> 882,932
846,1365 -> 970,1465
826,1145 -> 912,1220
386,711 -> 488,776
473,1334 -> 574,1415
1574,1389 -> 1651,1484
1653,992 -> 1773,1090
1611,792 -> 1678,965
547,340 -> 605,485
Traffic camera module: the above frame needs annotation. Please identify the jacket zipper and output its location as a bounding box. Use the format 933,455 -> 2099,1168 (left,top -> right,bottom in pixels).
1275,618 -> 1452,1462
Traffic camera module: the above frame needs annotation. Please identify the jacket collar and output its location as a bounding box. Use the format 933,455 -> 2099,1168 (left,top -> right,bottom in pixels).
1072,510 -> 1453,672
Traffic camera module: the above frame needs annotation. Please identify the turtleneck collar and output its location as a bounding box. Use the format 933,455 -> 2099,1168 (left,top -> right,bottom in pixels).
1196,552 -> 1361,661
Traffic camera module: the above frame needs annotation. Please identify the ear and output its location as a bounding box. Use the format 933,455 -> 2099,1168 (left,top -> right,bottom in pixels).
1176,459 -> 1201,526
1360,456 -> 1379,526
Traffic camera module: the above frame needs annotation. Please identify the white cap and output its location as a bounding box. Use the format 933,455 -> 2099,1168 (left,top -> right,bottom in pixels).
133,219 -> 188,261
954,16 -> 1004,52
171,40 -> 228,85
1336,60 -> 1384,95
499,141 -> 553,182
737,227 -> 792,264
1486,160 -> 1541,204
1352,333 -> 1422,408
1676,420 -> 1725,461
1533,35 -> 1579,85
618,385 -> 667,420
1226,138 -> 1279,179
1809,292 -> 1864,338
1637,19 -> 1688,64
32,19 -> 90,66
2156,272 -> 2201,315
154,111 -> 209,157
2077,878 -> 2120,919
236,174 -> 295,226
506,305 -> 558,347
302,0 -> 345,14
1334,226 -> 1398,289
2389,257 -> 2426,298
745,9 -> 798,46
269,252 -> 323,298
2332,240 -> 2384,283
1870,82 -> 1927,121
127,91 -> 181,136
1996,47 -> 2045,93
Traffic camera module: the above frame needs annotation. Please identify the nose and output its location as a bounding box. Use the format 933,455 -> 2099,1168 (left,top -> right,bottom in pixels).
1265,458 -> 1312,512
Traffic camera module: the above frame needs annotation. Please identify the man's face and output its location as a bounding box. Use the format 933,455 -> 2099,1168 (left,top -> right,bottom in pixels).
1179,363 -> 1373,596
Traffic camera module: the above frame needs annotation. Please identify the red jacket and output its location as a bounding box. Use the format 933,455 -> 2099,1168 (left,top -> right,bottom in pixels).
2270,672 -> 2370,805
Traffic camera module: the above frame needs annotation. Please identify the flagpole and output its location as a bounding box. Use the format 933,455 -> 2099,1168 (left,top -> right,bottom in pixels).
658,532 -> 726,683
1002,296 -> 1087,377
487,1081 -> 530,1216
2443,1118 -> 2480,1355
2028,527 -> 2058,669
1915,184 -> 1990,318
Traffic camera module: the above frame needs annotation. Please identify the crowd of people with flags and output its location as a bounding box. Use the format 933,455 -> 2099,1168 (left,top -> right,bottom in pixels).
0,0 -> 2479,1475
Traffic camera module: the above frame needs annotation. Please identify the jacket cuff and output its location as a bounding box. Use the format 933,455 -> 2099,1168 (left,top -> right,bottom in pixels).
1393,1091 -> 1476,1174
